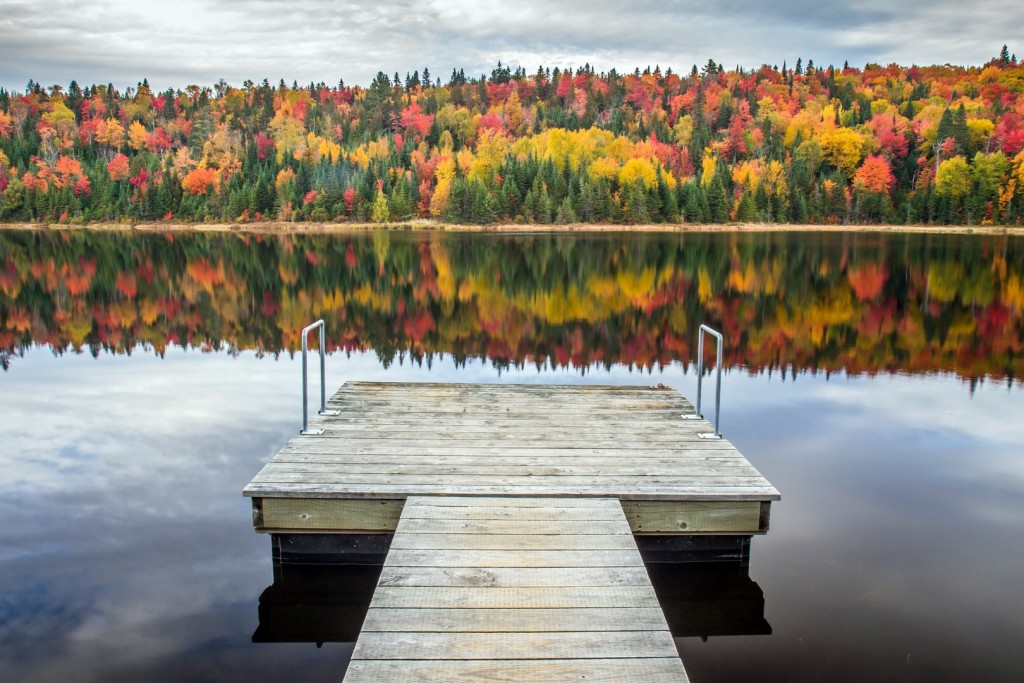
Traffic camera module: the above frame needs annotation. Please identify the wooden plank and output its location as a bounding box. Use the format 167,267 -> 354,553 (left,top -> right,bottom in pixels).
257,461 -> 761,477
335,383 -> 686,396
402,496 -> 621,508
381,548 -> 643,568
343,382 -> 678,392
308,431 -> 729,443
399,504 -> 625,521
310,410 -> 696,424
393,518 -> 629,534
243,481 -> 782,500
320,407 -> 696,420
360,607 -> 671,632
249,471 -> 773,487
389,533 -> 638,551
325,395 -> 693,407
314,419 -> 713,432
328,397 -> 689,409
275,445 -> 739,457
399,507 -> 622,524
315,396 -> 694,408
351,630 -> 678,660
258,497 -> 403,531
334,382 -> 691,399
377,566 -> 651,588
367,585 -> 662,609
316,413 -> 689,422
622,500 -> 764,534
343,658 -> 687,682
254,498 -> 768,534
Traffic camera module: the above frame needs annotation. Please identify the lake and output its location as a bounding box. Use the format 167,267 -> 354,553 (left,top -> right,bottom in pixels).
1,228 -> 1022,682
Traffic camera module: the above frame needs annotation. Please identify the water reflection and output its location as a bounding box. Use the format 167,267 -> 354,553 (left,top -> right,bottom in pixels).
2,229 -> 1023,682
254,563 -> 383,646
252,556 -> 770,647
1,230 -> 1022,384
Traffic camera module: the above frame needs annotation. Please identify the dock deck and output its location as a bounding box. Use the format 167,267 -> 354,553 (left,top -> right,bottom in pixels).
244,381 -> 779,680
245,382 -> 778,533
343,495 -> 688,682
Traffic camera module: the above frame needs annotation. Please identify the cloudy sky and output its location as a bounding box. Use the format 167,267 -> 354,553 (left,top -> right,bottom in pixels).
1,0 -> 1020,91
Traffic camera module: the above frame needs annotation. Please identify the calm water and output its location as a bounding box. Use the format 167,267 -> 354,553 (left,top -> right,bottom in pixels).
1,230 -> 1022,682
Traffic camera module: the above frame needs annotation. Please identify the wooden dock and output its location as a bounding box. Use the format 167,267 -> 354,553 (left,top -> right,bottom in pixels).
244,382 -> 779,681
344,496 -> 687,681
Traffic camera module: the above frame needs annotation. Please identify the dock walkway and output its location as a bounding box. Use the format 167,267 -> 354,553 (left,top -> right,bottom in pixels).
343,495 -> 687,681
244,382 -> 779,680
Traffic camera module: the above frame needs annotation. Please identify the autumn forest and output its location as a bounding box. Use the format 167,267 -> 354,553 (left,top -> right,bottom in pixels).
2,49 -> 1024,227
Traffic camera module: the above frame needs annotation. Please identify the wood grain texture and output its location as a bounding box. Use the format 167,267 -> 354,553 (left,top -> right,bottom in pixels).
343,658 -> 688,682
352,630 -> 678,659
245,482 -> 779,500
377,565 -> 652,588
258,497 -> 404,531
360,606 -> 670,631
343,496 -> 688,682
622,500 -> 764,533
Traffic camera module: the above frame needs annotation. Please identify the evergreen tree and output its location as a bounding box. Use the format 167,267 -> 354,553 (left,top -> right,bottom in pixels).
555,196 -> 578,224
707,176 -> 729,223
735,189 -> 756,222
621,182 -> 649,224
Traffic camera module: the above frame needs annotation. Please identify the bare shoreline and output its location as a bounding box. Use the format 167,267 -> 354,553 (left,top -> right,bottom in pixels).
2,220 -> 1023,237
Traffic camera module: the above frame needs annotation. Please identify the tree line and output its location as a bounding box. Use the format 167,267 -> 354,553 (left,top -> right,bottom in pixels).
1,47 -> 1024,226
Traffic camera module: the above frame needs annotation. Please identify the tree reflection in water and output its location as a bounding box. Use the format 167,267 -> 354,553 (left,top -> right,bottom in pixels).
2,229 -> 1021,385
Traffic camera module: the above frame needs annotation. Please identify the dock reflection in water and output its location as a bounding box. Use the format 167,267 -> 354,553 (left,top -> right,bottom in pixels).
253,534 -> 770,646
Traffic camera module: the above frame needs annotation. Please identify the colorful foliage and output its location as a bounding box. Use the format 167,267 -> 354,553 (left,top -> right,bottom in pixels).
2,53 -> 1024,225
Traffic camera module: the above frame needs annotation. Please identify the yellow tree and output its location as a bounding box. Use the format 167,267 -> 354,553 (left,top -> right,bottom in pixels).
618,157 -> 658,189
95,117 -> 125,158
127,120 -> 149,151
503,91 -> 527,136
430,157 -> 456,217
269,104 -> 307,163
935,156 -> 971,197
819,127 -> 868,177
42,99 -> 77,144
469,128 -> 509,183
371,189 -> 390,222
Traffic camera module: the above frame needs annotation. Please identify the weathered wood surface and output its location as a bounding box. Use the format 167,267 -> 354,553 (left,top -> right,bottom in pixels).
257,497 -> 405,531
344,659 -> 687,682
244,382 -> 779,503
343,496 -> 688,682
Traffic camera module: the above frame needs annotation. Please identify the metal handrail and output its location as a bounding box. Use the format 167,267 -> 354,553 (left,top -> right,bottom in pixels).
691,324 -> 724,440
300,319 -> 339,435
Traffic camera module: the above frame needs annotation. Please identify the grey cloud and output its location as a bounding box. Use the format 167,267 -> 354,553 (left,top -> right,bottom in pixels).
0,0 -> 1021,91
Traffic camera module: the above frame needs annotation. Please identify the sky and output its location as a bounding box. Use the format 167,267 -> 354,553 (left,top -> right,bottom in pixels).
0,0 -> 1021,92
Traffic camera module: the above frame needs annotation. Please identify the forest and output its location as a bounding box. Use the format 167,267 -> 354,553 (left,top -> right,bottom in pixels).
1,48 -> 1024,226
